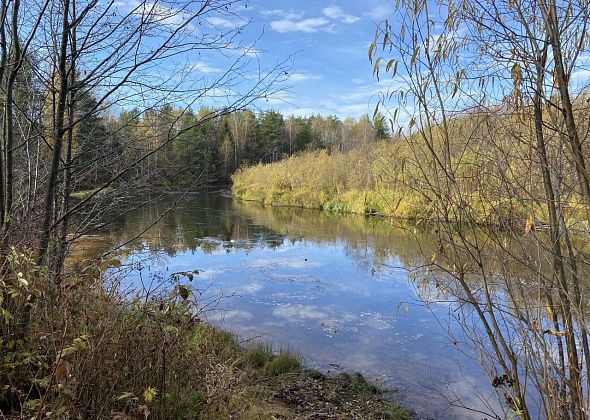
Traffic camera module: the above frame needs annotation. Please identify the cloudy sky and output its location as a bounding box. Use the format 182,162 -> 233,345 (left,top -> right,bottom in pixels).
206,1 -> 393,118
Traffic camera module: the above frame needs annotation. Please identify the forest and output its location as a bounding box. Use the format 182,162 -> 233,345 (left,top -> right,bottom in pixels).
73,105 -> 389,189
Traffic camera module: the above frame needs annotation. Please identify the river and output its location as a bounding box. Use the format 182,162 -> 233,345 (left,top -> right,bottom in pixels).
89,192 -> 504,419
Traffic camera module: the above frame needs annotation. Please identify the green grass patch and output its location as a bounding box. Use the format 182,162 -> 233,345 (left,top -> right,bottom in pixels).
263,351 -> 301,376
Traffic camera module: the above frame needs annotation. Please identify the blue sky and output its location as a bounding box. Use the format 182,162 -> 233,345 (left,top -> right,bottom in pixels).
104,1 -> 393,119
104,0 -> 590,121
201,1 -> 393,118
232,1 -> 590,124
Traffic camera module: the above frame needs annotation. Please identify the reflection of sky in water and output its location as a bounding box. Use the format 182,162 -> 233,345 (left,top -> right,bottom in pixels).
105,194 -> 505,419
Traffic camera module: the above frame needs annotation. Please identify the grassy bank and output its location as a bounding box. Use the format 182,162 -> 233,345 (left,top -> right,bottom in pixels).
231,145 -> 428,219
231,136 -> 586,227
1,249 -> 412,419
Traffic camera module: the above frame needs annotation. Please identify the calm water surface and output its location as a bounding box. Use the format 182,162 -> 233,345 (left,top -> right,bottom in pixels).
94,192 -> 502,419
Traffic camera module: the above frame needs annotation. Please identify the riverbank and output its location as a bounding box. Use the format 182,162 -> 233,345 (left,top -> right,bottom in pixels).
232,147 -> 414,218
231,143 -> 584,228
1,250 -> 413,419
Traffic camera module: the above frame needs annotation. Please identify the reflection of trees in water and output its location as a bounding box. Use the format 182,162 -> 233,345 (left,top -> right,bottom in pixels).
97,194 -> 291,256
234,199 -> 429,275
404,226 -> 590,418
95,194 -> 568,283
93,194 -> 589,299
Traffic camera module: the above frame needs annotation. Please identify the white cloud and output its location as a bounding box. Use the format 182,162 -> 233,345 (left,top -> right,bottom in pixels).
288,72 -> 323,82
268,6 -> 360,33
261,9 -> 305,20
190,61 -> 222,74
271,17 -> 331,33
323,6 -> 360,24
243,47 -> 260,57
280,107 -> 328,117
260,8 -> 285,16
134,2 -> 187,28
340,103 -> 372,115
571,69 -> 590,88
366,5 -> 391,20
207,16 -> 245,29
225,44 -> 261,58
264,91 -> 291,105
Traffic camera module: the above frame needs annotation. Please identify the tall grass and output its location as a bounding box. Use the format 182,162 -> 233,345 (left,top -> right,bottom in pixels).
232,120 -> 586,228
232,144 -> 430,220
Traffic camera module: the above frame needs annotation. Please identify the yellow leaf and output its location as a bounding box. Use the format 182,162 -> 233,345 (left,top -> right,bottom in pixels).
543,329 -> 566,338
143,386 -> 157,403
524,215 -> 534,235
386,59 -> 395,73
368,43 -> 375,62
58,346 -> 78,359
373,57 -> 382,78
511,63 -> 522,85
545,303 -> 554,320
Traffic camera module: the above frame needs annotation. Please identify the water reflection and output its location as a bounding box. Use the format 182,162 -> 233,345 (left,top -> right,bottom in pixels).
94,192 -> 504,419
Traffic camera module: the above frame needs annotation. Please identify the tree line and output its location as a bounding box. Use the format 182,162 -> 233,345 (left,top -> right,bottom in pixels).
80,105 -> 390,188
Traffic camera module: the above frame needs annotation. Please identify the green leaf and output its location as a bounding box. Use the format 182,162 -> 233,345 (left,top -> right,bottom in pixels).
73,335 -> 90,350
178,285 -> 190,300
16,272 -> 28,287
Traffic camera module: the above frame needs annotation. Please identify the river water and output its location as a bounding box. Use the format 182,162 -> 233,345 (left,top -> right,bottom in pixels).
93,192 -> 504,419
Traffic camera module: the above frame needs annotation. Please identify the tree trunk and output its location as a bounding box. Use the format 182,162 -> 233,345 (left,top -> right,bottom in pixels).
37,0 -> 70,266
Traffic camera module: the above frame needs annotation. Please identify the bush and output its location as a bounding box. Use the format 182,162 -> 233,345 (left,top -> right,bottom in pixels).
241,343 -> 273,368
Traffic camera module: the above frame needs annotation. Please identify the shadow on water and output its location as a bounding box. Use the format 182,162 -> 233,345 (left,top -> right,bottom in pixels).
85,192 -> 518,419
